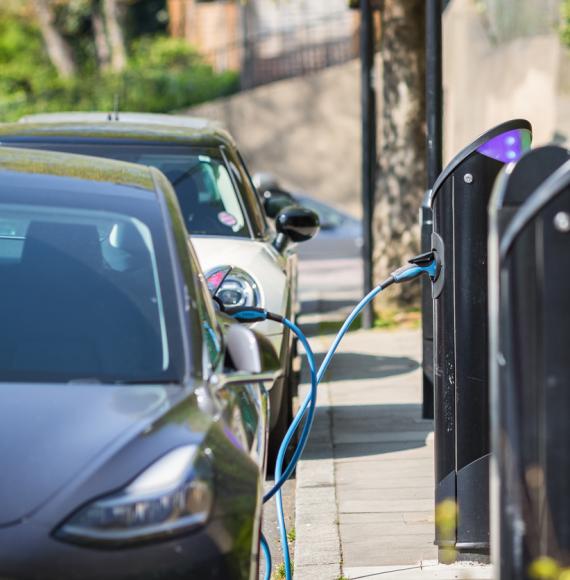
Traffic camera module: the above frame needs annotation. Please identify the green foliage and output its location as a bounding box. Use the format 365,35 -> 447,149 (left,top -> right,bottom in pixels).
562,0 -> 570,47
130,35 -> 201,70
0,21 -> 239,122
0,12 -> 53,98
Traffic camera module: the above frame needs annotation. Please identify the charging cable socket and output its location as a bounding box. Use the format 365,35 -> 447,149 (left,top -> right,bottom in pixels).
390,250 -> 441,284
408,250 -> 441,281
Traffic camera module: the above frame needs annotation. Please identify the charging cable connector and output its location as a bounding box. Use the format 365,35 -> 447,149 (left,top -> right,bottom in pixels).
389,250 -> 440,284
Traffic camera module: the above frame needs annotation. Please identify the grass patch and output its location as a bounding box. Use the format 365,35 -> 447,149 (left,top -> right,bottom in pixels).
273,562 -> 294,579
287,528 -> 296,542
316,315 -> 362,336
314,306 -> 421,337
374,307 -> 421,330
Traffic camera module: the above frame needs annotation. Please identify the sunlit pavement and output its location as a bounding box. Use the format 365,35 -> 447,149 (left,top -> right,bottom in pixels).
292,328 -> 493,580
274,255 -> 490,579
298,257 -> 363,320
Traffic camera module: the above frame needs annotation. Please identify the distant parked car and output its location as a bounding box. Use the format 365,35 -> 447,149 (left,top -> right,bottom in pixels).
0,147 -> 279,579
0,112 -> 320,469
252,173 -> 362,260
294,195 -> 362,260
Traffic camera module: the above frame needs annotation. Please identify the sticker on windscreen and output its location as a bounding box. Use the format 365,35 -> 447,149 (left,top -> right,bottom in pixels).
218,211 -> 238,227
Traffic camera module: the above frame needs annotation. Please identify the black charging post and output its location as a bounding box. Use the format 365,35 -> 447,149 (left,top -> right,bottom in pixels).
488,146 -> 570,578
429,119 -> 532,560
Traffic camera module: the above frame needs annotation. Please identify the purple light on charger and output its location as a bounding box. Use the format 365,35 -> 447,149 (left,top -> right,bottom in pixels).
477,129 -> 532,164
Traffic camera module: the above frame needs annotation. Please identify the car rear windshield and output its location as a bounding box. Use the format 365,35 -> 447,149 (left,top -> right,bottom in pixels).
0,185 -> 184,384
19,144 -> 251,238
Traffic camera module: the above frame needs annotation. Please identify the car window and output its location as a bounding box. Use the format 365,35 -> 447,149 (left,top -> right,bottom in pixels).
139,153 -> 249,238
233,148 -> 272,237
0,195 -> 183,384
152,169 -> 222,374
9,144 -> 251,239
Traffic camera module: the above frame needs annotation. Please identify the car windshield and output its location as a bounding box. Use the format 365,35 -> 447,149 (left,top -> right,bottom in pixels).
22,144 -> 250,238
0,190 -> 183,384
141,152 -> 248,237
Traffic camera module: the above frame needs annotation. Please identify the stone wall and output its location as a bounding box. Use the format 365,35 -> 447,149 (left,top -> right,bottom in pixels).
186,59 -> 364,216
443,0 -> 569,159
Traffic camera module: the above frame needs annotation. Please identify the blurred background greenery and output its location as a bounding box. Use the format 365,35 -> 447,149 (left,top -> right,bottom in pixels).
0,0 -> 239,121
563,0 -> 570,46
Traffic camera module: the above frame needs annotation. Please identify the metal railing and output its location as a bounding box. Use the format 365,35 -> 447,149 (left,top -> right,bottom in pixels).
204,10 -> 359,89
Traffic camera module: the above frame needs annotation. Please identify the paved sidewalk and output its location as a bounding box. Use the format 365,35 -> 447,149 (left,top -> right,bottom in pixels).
293,328 -> 493,580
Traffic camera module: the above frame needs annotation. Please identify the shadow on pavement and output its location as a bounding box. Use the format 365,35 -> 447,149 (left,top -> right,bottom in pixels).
301,403 -> 433,461
311,352 -> 419,381
301,297 -> 359,315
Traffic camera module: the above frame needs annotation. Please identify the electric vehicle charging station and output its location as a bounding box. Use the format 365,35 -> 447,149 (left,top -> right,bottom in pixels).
428,119 -> 532,559
489,146 -> 570,579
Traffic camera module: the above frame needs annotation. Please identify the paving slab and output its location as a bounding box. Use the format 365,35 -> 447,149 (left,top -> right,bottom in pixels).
339,511 -> 435,525
336,486 -> 434,500
344,562 -> 494,579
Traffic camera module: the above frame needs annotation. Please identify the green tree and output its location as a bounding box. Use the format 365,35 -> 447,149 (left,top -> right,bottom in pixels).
0,4 -> 54,96
0,0 -> 238,121
32,0 -> 77,77
25,0 -> 143,77
102,0 -> 128,72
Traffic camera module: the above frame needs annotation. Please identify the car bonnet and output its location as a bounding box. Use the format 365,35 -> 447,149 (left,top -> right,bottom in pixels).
0,383 -> 178,526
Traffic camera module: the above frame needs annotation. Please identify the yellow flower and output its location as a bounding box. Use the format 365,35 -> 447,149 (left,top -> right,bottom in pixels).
528,556 -> 560,579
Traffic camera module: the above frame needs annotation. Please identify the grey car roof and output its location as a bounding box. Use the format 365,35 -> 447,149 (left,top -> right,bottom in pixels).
18,111 -> 223,131
0,146 -> 157,192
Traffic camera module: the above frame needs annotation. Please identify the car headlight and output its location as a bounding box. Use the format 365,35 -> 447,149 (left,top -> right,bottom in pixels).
55,445 -> 213,547
206,266 -> 261,309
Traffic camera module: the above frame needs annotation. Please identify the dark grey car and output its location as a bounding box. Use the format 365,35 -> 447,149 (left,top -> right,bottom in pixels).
0,147 -> 278,579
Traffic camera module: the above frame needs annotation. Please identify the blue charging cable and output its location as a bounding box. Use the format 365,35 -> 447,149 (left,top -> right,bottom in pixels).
228,253 -> 439,580
260,533 -> 272,580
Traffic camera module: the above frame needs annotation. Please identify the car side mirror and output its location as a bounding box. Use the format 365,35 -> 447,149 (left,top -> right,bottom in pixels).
273,206 -> 320,252
263,190 -> 296,219
225,324 -> 280,377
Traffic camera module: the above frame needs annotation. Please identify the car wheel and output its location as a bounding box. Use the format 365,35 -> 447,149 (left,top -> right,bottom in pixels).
267,361 -> 294,475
